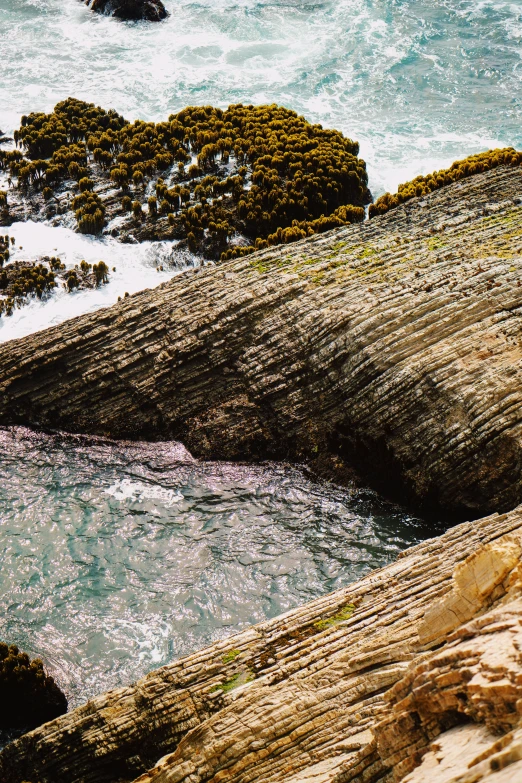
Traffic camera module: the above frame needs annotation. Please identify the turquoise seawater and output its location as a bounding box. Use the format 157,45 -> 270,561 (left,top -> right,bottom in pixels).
0,0 -> 521,195
0,428 -> 437,714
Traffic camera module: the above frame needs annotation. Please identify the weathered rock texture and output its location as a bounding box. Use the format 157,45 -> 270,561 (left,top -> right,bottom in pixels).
2,166 -> 522,517
374,555 -> 522,782
2,503 -> 522,783
86,0 -> 169,21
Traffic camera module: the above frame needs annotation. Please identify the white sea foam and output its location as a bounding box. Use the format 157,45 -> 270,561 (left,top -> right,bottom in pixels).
0,0 -> 520,339
104,478 -> 184,506
0,222 -> 198,343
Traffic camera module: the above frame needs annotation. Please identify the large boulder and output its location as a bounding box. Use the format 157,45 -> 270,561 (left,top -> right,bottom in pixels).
0,642 -> 67,731
86,0 -> 169,22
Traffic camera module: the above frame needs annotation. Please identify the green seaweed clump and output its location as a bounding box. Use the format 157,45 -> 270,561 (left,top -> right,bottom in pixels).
369,147 -> 522,218
0,250 -> 110,318
0,234 -> 12,266
0,249 -> 59,317
72,190 -> 106,234
0,641 -> 67,729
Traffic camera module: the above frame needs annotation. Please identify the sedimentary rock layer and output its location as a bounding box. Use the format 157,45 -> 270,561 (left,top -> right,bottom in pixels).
1,166 -> 522,516
2,502 -> 522,783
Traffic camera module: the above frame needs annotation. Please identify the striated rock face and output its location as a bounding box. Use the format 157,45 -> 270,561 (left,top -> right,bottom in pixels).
86,0 -> 169,21
1,167 -> 522,516
374,566 -> 522,782
1,504 -> 522,783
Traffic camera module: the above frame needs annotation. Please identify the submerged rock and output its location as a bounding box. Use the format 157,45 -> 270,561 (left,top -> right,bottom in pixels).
86,0 -> 169,21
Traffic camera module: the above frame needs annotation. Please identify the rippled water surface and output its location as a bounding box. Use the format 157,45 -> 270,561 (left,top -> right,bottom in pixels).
1,0 -> 521,195
1,0 -> 521,339
0,427 -> 441,711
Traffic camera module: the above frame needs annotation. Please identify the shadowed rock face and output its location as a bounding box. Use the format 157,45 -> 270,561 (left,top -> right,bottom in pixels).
1,167 -> 522,518
86,0 -> 169,21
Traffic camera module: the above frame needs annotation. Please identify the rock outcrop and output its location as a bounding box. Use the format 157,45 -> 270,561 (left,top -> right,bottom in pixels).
0,642 -> 67,730
375,597 -> 522,782
1,501 -> 522,783
86,0 -> 169,21
1,166 -> 522,516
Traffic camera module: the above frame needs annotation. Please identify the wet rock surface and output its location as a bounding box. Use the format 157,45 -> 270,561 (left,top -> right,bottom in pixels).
1,167 -> 522,516
1,502 -> 522,783
85,0 -> 169,21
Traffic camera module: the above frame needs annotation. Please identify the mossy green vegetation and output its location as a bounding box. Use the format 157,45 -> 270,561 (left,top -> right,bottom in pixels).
221,649 -> 242,664
1,98 -> 370,255
314,603 -> 355,630
0,641 -> 67,729
210,670 -> 255,693
369,148 -> 522,218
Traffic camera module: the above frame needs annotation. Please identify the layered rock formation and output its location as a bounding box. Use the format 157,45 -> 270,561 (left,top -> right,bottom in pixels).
85,0 -> 169,21
1,166 -> 522,516
2,501 -> 522,783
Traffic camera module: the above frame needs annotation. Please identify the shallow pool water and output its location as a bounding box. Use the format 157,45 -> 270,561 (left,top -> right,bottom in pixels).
0,427 -> 443,712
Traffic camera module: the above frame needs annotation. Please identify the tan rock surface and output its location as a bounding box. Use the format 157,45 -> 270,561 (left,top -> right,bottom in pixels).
1,167 -> 522,515
374,596 -> 522,783
2,504 -> 522,783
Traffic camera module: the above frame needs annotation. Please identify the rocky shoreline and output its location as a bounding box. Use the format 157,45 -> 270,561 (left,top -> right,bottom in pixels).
2,502 -> 521,783
1,142 -> 522,779
1,165 -> 522,518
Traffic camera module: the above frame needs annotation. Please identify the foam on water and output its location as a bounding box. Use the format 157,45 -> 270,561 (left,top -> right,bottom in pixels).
0,222 -> 198,342
1,0 -> 521,338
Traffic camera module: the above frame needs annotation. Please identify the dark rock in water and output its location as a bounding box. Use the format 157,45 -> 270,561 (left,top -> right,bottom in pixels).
0,642 -> 67,730
86,0 -> 169,21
